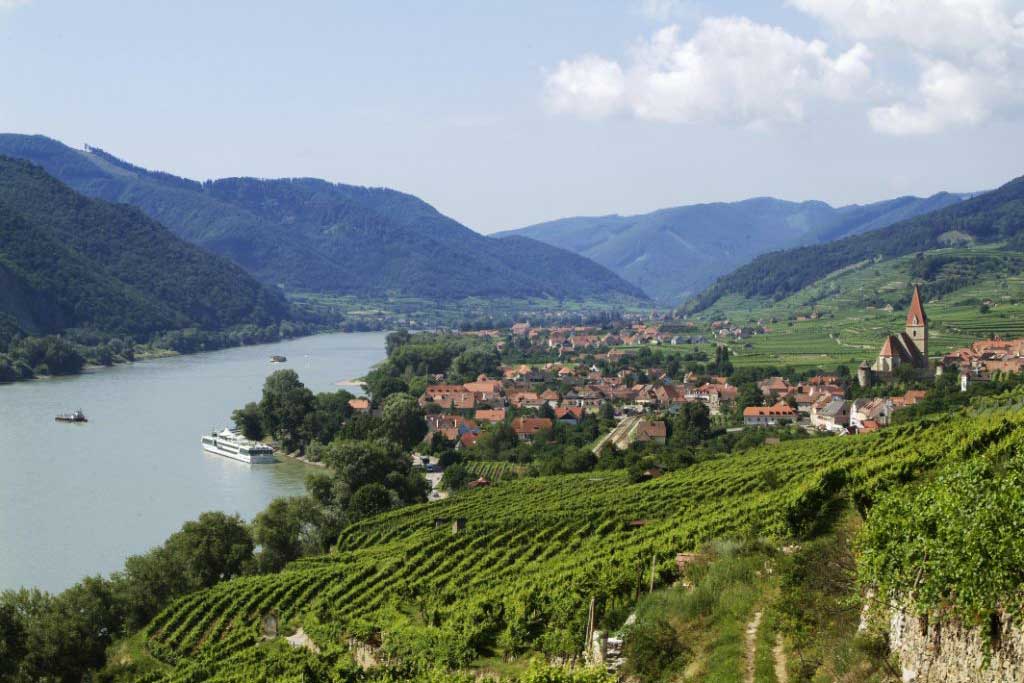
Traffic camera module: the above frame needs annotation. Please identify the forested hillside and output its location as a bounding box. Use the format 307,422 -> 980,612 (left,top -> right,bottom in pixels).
499,193 -> 966,303
687,173 -> 1024,313
0,135 -> 646,301
0,156 -> 288,337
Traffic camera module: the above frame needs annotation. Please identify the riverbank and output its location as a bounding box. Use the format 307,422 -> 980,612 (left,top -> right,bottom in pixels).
1,330 -> 389,592
0,323 -> 333,387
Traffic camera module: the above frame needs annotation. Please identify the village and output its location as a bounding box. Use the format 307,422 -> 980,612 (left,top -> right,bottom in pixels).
378,285 -> 1024,498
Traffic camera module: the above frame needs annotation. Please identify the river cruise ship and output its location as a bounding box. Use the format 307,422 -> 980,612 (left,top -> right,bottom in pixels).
201,428 -> 277,464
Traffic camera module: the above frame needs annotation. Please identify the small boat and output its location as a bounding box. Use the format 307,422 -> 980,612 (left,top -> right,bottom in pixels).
270,355 -> 287,363
55,410 -> 88,423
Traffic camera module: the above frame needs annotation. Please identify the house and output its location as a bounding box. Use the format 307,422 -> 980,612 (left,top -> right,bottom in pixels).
635,420 -> 667,445
474,408 -> 507,424
463,377 -> 504,402
348,398 -> 370,414
692,383 -> 738,415
507,391 -> 540,408
811,397 -> 850,433
850,398 -> 891,430
554,406 -> 584,425
758,376 -> 792,398
426,415 -> 479,442
539,389 -> 561,406
458,432 -> 479,449
742,402 -> 797,427
511,417 -> 553,442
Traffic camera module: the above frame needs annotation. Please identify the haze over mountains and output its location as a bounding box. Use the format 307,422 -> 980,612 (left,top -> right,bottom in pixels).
0,135 -> 645,302
499,193 -> 969,304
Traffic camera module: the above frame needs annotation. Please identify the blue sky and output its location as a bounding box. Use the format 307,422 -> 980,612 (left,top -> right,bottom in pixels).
1,0 -> 1023,231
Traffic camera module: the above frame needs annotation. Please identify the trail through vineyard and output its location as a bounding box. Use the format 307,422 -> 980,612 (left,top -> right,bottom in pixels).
745,610 -> 762,683
773,634 -> 788,683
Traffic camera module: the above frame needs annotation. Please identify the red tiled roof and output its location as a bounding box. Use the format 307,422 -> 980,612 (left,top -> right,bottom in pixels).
474,409 -> 507,423
743,402 -> 797,417
511,417 -> 553,435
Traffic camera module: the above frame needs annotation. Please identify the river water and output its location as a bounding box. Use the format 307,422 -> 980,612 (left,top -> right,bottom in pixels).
0,331 -> 387,593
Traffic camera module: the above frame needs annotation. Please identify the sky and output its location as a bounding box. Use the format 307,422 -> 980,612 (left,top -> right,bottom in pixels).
1,0 -> 1023,232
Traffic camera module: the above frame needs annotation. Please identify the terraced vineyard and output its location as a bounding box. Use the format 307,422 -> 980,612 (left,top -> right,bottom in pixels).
139,406 -> 1024,681
465,460 -> 527,481
693,246 -> 1024,369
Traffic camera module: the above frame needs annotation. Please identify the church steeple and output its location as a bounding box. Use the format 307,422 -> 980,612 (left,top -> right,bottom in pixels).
905,285 -> 927,358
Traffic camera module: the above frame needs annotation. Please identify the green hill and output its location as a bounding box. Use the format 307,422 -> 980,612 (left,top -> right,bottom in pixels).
681,244 -> 1024,371
0,134 -> 646,302
0,156 -> 288,339
687,173 -> 1024,313
498,193 -> 966,303
117,402 -> 1024,681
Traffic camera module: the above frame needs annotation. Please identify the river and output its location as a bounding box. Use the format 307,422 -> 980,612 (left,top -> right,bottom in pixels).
0,331 -> 387,593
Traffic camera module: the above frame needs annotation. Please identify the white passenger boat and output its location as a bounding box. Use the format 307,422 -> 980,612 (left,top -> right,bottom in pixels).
201,428 -> 277,464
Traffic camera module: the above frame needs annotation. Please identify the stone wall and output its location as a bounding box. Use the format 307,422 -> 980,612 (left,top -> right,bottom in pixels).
890,608 -> 1024,682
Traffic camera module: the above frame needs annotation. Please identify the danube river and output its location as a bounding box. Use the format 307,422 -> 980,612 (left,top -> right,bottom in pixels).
0,331 -> 387,593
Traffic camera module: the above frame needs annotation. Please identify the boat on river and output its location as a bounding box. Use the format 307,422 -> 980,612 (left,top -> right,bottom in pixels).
55,410 -> 88,423
201,428 -> 277,464
270,355 -> 287,363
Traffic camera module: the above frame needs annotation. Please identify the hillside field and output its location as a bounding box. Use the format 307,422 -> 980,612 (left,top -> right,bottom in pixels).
688,245 -> 1024,370
109,401 -> 1024,682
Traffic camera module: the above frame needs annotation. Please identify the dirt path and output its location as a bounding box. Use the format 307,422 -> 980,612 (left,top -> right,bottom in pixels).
773,634 -> 788,683
745,610 -> 763,683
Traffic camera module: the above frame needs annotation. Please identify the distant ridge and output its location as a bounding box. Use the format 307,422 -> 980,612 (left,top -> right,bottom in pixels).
0,134 -> 647,302
685,173 -> 1024,313
497,193 -> 969,304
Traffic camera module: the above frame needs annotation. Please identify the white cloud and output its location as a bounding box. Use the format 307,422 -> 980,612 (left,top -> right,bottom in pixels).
544,17 -> 872,127
0,0 -> 32,9
790,0 -> 1024,134
545,55 -> 626,119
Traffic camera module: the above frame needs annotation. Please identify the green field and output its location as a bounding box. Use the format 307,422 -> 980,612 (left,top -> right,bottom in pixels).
120,401 -> 1024,681
690,245 -> 1024,370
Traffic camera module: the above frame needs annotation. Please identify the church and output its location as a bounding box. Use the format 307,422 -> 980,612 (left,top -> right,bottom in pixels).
858,285 -> 930,387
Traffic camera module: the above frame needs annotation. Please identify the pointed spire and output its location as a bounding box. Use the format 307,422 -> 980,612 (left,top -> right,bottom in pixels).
906,285 -> 927,327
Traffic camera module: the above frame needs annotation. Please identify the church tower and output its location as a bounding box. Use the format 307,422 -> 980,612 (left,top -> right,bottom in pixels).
906,285 -> 928,359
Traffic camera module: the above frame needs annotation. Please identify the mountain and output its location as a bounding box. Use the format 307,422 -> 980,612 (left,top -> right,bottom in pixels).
0,155 -> 288,338
687,173 -> 1024,314
0,135 -> 646,301
498,193 -> 968,303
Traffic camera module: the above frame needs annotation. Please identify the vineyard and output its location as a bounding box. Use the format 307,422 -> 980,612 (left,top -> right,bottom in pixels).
135,404 -> 1024,681
465,460 -> 528,481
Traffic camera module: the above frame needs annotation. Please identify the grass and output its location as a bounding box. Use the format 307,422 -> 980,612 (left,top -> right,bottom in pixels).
688,245 -> 1024,371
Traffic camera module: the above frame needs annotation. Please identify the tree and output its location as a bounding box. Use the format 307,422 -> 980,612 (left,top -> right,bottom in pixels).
258,370 -> 315,452
441,463 -> 473,492
672,402 -> 712,447
165,512 -> 254,588
386,329 -> 412,357
348,483 -> 394,520
320,439 -> 410,500
380,393 -> 427,450
251,497 -> 313,572
302,390 -> 354,445
232,401 -> 264,441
